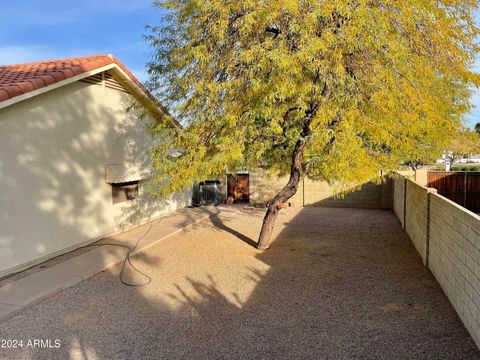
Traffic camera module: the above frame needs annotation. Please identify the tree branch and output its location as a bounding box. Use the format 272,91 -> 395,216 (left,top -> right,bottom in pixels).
266,26 -> 281,37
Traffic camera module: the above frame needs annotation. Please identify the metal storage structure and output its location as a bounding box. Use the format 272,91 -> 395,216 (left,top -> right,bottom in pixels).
192,180 -> 222,206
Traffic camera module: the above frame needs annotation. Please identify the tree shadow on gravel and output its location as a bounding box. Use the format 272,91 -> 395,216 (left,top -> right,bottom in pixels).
207,208 -> 258,248
0,207 -> 479,360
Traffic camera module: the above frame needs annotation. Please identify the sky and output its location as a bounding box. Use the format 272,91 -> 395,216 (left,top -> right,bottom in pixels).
0,0 -> 161,83
0,1 -> 478,127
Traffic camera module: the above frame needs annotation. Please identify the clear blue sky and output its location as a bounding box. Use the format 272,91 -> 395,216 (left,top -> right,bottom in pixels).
0,0 -> 478,127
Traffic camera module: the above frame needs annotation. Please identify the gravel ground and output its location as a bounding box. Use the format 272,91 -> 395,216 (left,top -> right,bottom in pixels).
0,207 -> 479,360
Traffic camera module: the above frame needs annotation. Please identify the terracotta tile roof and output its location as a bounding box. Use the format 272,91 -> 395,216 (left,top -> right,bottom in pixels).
0,54 -> 154,103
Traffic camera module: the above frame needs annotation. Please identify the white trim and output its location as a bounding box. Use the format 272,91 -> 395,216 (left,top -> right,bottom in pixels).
107,66 -> 178,127
0,64 -> 116,111
0,63 -> 179,128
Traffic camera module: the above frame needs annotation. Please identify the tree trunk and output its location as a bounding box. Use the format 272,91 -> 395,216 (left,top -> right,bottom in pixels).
257,139 -> 306,249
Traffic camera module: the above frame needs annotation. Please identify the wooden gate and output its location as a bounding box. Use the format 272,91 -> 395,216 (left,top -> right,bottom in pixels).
227,174 -> 250,203
427,171 -> 480,212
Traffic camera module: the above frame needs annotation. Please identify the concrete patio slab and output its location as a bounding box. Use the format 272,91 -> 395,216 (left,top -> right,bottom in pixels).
42,246 -> 128,279
0,303 -> 20,319
0,272 -> 82,307
0,206 -> 217,319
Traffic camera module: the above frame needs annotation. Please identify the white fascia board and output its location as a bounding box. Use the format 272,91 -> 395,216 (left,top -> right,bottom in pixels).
0,64 -> 116,111
107,66 -> 180,129
0,62 -> 180,129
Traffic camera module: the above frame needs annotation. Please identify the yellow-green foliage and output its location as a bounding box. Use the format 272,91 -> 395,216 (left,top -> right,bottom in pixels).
146,0 -> 479,196
449,128 -> 480,159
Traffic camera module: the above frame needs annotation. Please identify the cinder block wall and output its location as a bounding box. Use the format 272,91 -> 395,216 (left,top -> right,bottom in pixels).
393,176 -> 480,348
404,180 -> 431,264
415,169 -> 429,186
248,170 -> 303,207
249,169 -> 391,209
303,179 -> 392,209
428,193 -> 480,347
393,177 -> 405,227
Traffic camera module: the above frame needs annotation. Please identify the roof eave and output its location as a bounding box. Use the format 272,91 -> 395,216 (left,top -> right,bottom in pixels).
0,64 -> 116,111
0,63 -> 181,129
107,66 -> 181,129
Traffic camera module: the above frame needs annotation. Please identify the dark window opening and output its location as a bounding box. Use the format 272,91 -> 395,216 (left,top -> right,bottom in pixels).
112,181 -> 139,204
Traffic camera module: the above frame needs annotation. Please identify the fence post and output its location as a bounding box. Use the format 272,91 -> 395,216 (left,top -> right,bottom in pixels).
425,188 -> 437,267
464,172 -> 467,208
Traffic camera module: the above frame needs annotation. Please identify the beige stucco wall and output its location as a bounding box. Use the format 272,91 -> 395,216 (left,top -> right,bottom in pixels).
249,169 -> 392,209
393,176 -> 480,348
0,79 -> 189,276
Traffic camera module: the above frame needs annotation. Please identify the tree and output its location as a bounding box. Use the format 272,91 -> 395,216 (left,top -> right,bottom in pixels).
401,133 -> 446,171
146,0 -> 479,249
443,129 -> 480,170
475,122 -> 480,135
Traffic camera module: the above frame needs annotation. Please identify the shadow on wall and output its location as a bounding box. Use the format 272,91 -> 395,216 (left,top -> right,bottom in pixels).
0,79 -> 180,276
250,169 -> 393,210
306,177 -> 393,209
0,206 -> 478,359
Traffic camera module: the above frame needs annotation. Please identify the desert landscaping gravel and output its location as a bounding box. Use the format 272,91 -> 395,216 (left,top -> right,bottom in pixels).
0,207 -> 479,359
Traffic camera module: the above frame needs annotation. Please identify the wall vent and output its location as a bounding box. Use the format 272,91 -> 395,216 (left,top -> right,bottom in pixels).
80,72 -> 128,93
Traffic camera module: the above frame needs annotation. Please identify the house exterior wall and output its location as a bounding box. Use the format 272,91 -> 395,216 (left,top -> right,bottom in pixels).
393,176 -> 480,348
0,80 -> 189,277
249,169 -> 391,209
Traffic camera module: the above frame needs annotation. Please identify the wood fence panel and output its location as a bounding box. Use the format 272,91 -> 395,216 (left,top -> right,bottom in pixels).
427,172 -> 465,206
427,171 -> 480,213
467,172 -> 480,212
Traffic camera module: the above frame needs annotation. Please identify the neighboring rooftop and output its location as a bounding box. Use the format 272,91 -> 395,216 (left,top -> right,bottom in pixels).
0,54 -> 150,103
